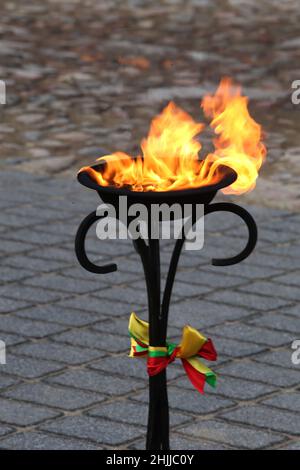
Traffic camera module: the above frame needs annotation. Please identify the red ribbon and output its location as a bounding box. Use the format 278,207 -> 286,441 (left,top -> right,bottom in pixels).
147,340 -> 217,394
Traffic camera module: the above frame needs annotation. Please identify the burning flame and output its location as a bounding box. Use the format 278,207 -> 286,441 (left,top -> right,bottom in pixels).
80,78 -> 266,194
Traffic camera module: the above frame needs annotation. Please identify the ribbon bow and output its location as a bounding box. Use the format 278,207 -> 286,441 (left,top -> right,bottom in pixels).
128,313 -> 217,394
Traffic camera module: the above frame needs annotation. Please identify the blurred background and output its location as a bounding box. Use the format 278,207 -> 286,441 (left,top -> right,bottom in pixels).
0,0 -> 299,451
0,0 -> 299,209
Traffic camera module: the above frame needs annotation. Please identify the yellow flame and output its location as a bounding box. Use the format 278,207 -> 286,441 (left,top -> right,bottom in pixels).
80,78 -> 266,194
201,78 -> 266,194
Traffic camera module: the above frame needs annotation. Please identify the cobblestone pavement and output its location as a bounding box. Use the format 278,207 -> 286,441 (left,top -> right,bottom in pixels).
0,0 -> 300,209
0,170 -> 299,450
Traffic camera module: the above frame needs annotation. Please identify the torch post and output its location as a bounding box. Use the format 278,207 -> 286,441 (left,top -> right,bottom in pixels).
133,229 -> 170,449
75,202 -> 257,450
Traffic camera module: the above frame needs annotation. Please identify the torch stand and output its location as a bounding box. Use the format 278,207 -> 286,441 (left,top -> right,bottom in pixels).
75,202 -> 257,450
133,235 -> 170,450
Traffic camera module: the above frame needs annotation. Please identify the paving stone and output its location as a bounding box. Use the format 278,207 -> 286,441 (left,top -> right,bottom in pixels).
284,214 -> 300,224
24,274 -> 105,295
203,262 -> 284,280
176,269 -> 247,288
262,392 -> 300,412
13,341 -> 104,365
117,259 -> 144,274
54,329 -> 129,353
0,172 -> 40,188
171,280 -> 214,297
55,295 -> 127,316
91,316 -> 144,337
205,289 -> 291,311
177,419 -> 284,449
202,210 -> 241,231
0,266 -> 34,283
34,219 -> 77,235
0,375 -> 20,391
0,239 -> 35,254
185,244 -> 245,265
261,243 -> 300,258
132,386 -> 234,414
86,240 -> 134,257
4,354 -> 64,379
0,331 -> 25,346
239,281 -> 300,302
134,278 -> 211,298
88,399 -> 190,427
93,285 -> 148,307
46,368 -> 144,396
2,255 -> 67,273
210,336 -> 266,358
0,315 -> 66,338
161,252 -> 205,269
132,434 -> 229,450
40,415 -> 139,445
0,425 -> 14,438
14,305 -> 100,327
208,323 -> 293,347
248,312 -> 300,334
221,405 -> 300,435
7,205 -> 60,222
219,361 -> 300,387
0,397 -> 60,426
8,228 -> 70,246
0,202 -> 39,217
271,270 -> 300,287
0,285 -> 66,303
227,206 -> 289,222
246,252 -> 300,270
30,247 -> 76,263
63,266 -> 140,285
0,431 -> 100,450
203,233 -> 248,250
169,299 -> 252,329
260,218 -> 300,234
254,349 -> 298,370
173,375 -> 276,401
283,303 -> 300,317
256,228 -> 299,244
0,297 -> 32,313
89,354 -> 184,381
3,382 -> 105,411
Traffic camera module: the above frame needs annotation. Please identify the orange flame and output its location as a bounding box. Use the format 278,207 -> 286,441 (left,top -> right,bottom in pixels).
201,78 -> 266,194
80,78 -> 266,194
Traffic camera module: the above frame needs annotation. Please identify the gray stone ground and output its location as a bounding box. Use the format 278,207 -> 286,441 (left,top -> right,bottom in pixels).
0,0 -> 300,209
0,170 -> 299,450
0,0 -> 300,451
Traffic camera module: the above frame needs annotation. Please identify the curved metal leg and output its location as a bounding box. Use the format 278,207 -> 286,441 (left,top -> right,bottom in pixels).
75,211 -> 117,274
161,203 -> 257,328
204,202 -> 257,266
161,234 -> 185,325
